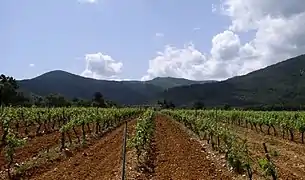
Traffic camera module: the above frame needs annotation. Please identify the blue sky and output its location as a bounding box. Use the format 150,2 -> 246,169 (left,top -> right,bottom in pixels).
1,0 -> 304,81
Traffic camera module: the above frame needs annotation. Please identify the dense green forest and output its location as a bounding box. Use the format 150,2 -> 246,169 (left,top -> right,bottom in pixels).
162,54 -> 305,109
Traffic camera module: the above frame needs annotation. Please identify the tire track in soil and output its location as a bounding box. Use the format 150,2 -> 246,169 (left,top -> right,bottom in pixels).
32,120 -> 137,180
151,115 -> 232,180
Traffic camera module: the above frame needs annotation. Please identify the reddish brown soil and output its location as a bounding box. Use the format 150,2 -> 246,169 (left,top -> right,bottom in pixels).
232,125 -> 305,180
149,115 -> 232,180
0,121 -> 63,169
0,131 -> 61,170
0,121 -> 98,171
242,123 -> 305,144
32,120 -> 136,180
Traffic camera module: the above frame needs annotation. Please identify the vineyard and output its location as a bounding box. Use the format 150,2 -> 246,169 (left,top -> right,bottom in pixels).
1,107 -> 305,179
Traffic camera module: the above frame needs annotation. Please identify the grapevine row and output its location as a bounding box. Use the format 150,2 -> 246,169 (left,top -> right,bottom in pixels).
59,108 -> 142,149
190,110 -> 305,143
0,107 -> 143,179
129,109 -> 155,170
162,109 -> 254,179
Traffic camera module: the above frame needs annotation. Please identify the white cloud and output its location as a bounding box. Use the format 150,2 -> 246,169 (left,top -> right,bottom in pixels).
193,27 -> 201,31
221,0 -> 305,32
78,0 -> 98,4
142,33 -> 252,81
29,64 -> 35,67
221,0 -> 305,65
210,30 -> 241,60
142,0 -> 305,81
212,4 -> 218,13
155,33 -> 164,37
141,43 -> 228,81
81,52 -> 123,79
108,78 -> 137,81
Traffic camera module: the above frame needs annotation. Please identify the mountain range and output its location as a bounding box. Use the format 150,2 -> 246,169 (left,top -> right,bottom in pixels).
18,71 -> 214,105
18,54 -> 305,107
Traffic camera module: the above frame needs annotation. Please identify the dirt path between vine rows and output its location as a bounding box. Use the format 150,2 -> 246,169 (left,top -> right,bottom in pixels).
150,115 -> 233,180
33,120 -> 136,180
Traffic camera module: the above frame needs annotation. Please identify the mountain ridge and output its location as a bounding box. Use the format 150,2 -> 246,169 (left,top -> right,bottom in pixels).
18,70 -> 214,105
26,70 -> 215,84
18,54 -> 305,107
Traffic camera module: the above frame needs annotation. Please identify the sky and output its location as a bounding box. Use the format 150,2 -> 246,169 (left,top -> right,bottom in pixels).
1,0 -> 305,81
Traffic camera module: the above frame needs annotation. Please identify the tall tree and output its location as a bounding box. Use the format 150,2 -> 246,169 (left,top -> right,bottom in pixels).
93,92 -> 106,107
157,99 -> 175,109
193,101 -> 205,110
0,74 -> 18,106
45,93 -> 70,107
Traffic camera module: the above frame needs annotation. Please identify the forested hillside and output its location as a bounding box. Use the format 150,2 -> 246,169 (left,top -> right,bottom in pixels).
161,54 -> 305,108
18,70 -> 208,105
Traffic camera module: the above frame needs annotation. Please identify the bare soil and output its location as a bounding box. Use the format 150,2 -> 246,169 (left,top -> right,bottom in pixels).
31,120 -> 137,180
149,115 -> 233,180
0,122 -> 99,171
0,131 -> 61,170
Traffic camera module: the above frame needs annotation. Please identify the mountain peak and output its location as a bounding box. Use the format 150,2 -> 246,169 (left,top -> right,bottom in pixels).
33,70 -> 74,80
39,70 -> 74,76
147,76 -> 209,89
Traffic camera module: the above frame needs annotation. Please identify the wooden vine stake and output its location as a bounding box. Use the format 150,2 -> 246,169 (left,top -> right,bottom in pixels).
263,143 -> 277,180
